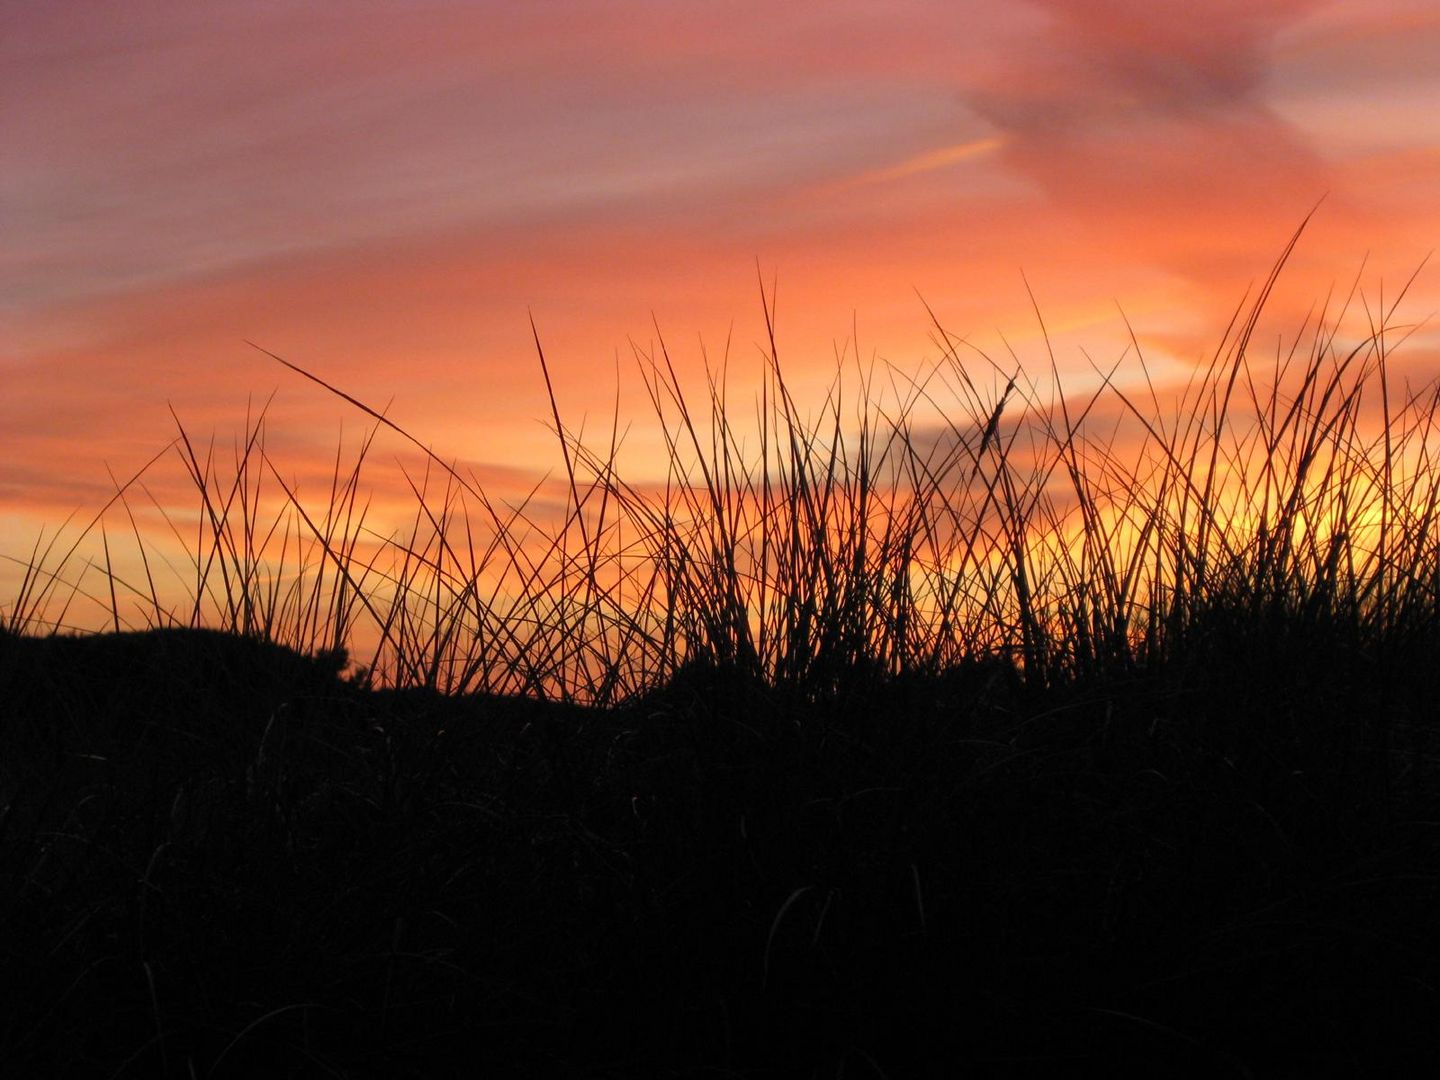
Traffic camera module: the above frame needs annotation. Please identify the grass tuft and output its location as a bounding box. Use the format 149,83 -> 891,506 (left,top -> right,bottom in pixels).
4,233 -> 1440,1074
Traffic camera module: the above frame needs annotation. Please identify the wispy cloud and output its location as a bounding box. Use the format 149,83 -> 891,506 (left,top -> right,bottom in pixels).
820,137 -> 1007,193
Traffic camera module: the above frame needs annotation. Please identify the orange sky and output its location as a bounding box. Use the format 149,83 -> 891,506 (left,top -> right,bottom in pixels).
4,0 -> 1440,625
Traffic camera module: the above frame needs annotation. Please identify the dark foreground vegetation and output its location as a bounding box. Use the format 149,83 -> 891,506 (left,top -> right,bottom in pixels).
4,235 -> 1440,1075
3,619 -> 1439,1078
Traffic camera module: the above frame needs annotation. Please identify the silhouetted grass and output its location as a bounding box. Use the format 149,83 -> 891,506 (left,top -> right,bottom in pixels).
4,227 -> 1440,1076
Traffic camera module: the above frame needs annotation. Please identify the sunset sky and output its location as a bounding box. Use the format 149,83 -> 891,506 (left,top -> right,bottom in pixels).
4,0 -> 1440,619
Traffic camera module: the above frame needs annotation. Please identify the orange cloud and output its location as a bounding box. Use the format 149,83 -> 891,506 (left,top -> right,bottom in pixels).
819,137 -> 1008,194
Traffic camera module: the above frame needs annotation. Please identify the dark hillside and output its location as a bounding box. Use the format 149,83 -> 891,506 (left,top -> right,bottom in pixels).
3,622 -> 1439,1077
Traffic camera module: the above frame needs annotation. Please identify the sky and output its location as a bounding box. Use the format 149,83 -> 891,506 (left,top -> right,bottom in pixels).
4,0 -> 1440,624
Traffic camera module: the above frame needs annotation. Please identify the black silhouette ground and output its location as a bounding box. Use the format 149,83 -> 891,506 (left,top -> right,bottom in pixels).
2,625 -> 1438,1078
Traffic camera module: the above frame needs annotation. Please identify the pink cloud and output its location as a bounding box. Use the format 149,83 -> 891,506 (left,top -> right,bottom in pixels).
956,1 -> 1329,264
